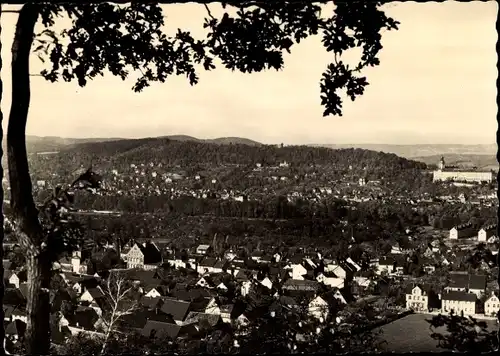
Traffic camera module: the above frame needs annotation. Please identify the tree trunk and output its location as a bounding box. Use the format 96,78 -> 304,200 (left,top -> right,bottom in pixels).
0,5 -> 6,354
7,4 -> 50,355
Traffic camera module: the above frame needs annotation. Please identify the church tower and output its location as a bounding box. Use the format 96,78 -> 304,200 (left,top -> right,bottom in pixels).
438,156 -> 445,171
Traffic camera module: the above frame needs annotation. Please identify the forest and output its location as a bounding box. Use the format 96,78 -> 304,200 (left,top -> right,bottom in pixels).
27,138 -> 428,178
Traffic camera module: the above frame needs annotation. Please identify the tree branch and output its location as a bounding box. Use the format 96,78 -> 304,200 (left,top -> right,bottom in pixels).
204,4 -> 215,20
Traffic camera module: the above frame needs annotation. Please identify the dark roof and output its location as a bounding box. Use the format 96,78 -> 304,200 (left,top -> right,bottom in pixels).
449,273 -> 486,290
85,287 -> 105,300
140,296 -> 164,310
282,279 -> 320,291
120,308 -> 175,330
141,320 -> 181,339
5,319 -> 26,337
453,223 -> 473,231
3,288 -> 26,307
136,242 -> 163,265
71,306 -> 99,330
159,298 -> 191,321
288,254 -> 306,264
441,291 -> 477,302
200,257 -> 218,268
3,260 -> 12,271
183,312 -> 221,327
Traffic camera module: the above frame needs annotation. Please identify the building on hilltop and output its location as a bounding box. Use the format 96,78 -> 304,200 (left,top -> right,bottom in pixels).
432,157 -> 494,183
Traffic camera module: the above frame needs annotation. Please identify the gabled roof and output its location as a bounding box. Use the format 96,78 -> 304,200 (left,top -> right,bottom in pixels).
449,273 -> 486,291
85,287 -> 105,300
141,320 -> 181,339
183,312 -> 220,327
140,296 -> 164,310
70,306 -> 99,330
159,298 -> 191,321
5,319 -> 26,337
3,288 -> 27,308
441,291 -> 477,302
131,242 -> 162,265
199,257 -> 218,268
480,224 -> 496,232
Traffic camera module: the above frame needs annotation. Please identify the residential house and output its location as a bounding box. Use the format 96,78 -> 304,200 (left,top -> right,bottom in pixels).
423,265 -> 436,274
259,277 -> 273,290
405,284 -> 439,313
484,292 -> 500,317
250,251 -> 264,262
441,291 -> 477,316
196,274 -> 228,290
220,304 -> 234,323
282,279 -> 320,292
141,320 -> 182,340
332,290 -> 348,305
126,242 -> 163,270
478,225 -> 496,242
445,272 -> 487,298
308,296 -> 329,320
144,286 -> 163,299
197,257 -> 220,275
316,272 -> 344,289
374,257 -> 394,275
285,262 -> 308,281
160,298 -> 191,325
166,254 -> 187,270
5,271 -> 20,289
196,244 -> 211,255
449,223 -> 475,240
71,251 -> 88,274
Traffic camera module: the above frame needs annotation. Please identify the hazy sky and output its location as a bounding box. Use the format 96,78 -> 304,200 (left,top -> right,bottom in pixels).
1,1 -> 498,144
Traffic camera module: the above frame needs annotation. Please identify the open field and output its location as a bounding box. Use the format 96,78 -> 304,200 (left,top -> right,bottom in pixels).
376,313 -> 497,352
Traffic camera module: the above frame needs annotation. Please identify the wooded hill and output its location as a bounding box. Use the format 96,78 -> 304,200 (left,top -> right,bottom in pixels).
28,136 -> 428,177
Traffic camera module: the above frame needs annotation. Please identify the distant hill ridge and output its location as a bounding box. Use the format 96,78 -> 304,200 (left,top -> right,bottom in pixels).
28,136 -> 428,178
2,135 -> 496,161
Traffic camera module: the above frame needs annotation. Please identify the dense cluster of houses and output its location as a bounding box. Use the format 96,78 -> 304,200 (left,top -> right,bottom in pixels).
3,219 -> 499,349
3,239 -> 377,348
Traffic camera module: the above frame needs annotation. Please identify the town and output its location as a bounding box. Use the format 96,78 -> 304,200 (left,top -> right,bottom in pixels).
2,139 -> 499,353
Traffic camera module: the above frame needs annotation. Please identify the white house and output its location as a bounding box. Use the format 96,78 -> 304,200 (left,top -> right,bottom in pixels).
7,273 -> 20,289
441,291 -> 477,316
167,256 -> 187,270
406,285 -> 431,312
144,287 -> 162,299
240,280 -> 252,297
285,263 -> 307,280
259,277 -> 273,290
308,296 -> 329,320
205,298 -> 221,315
478,225 -> 496,242
126,242 -> 162,270
324,264 -> 347,279
196,244 -> 211,255
484,292 -> 500,317
316,272 -> 344,289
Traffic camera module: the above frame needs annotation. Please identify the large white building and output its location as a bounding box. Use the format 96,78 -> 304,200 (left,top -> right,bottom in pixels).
433,157 -> 494,183
484,292 -> 500,317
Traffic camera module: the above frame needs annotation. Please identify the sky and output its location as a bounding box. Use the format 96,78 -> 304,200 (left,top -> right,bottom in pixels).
1,1 -> 498,145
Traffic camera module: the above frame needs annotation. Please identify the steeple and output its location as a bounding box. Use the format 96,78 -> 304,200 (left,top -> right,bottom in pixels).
438,156 -> 445,171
